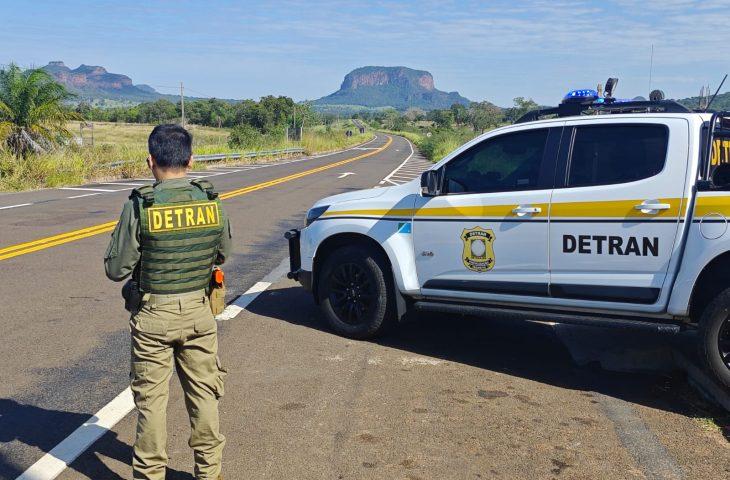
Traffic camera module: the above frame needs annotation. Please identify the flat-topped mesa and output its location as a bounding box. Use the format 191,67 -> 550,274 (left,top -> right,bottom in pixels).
315,66 -> 469,110
342,67 -> 435,92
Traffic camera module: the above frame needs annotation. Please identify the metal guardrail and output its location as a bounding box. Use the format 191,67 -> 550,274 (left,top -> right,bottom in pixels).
103,147 -> 306,168
195,148 -> 305,162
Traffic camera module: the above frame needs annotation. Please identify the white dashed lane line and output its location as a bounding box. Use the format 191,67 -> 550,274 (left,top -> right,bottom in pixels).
0,203 -> 33,210
97,182 -> 146,187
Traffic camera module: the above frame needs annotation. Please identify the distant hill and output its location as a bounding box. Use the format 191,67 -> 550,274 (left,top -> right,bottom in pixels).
41,61 -> 163,105
314,66 -> 471,111
39,61 -> 230,106
676,91 -> 730,111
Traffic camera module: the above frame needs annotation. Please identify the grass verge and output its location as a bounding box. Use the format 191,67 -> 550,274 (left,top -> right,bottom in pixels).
0,121 -> 370,191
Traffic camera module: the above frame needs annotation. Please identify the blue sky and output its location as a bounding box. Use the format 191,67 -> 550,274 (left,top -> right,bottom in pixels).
2,0 -> 729,106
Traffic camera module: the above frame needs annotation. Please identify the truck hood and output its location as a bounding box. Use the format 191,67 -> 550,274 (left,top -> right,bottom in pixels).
313,181 -> 420,209
313,187 -> 386,208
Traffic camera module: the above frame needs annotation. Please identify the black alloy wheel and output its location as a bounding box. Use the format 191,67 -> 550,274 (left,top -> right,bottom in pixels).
718,315 -> 730,371
318,245 -> 395,339
698,287 -> 730,388
327,263 -> 375,325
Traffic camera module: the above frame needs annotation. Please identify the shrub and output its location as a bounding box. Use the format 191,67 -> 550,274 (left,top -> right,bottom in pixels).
228,124 -> 262,149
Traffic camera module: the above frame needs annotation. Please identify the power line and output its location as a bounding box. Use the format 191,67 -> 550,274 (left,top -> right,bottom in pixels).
150,84 -> 216,100
184,87 -> 215,99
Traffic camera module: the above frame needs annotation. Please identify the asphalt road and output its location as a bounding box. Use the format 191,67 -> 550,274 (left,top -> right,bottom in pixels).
0,133 -> 728,480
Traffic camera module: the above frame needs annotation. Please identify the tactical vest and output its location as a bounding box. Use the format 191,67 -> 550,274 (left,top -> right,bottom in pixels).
132,179 -> 224,295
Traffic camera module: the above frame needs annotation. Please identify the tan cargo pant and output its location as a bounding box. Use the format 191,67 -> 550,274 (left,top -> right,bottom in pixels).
130,290 -> 226,480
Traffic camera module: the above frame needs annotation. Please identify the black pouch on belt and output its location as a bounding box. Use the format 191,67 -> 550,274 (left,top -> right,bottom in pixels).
122,279 -> 142,313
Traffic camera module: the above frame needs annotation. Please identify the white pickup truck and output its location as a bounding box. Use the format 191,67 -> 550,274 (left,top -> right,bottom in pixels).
286,96 -> 730,388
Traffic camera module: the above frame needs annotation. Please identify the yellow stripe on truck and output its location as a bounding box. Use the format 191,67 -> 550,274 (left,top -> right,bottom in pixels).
550,198 -> 681,218
0,135 -> 391,262
694,194 -> 730,217
416,204 -> 549,218
323,199 -> 682,220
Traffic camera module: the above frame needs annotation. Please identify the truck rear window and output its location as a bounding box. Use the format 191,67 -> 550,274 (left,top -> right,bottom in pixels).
567,124 -> 668,188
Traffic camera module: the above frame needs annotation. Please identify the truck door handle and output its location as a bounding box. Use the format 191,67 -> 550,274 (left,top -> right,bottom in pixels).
634,201 -> 670,213
512,205 -> 541,216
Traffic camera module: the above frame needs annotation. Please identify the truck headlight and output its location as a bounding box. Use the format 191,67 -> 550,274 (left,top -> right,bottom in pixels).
305,205 -> 329,226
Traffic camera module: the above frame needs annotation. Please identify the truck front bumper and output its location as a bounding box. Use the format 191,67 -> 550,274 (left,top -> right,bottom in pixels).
285,229 -> 312,292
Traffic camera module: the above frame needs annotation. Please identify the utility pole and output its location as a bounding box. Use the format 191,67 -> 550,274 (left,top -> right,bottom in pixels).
90,107 -> 94,147
293,104 -> 297,141
180,81 -> 185,128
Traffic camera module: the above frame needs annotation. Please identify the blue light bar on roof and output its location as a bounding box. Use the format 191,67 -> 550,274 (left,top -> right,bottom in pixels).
562,89 -> 599,103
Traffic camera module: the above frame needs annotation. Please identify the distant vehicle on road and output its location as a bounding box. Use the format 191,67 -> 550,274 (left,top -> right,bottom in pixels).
286,83 -> 730,389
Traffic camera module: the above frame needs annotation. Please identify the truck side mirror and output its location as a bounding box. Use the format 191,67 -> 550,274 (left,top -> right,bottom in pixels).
420,170 -> 441,197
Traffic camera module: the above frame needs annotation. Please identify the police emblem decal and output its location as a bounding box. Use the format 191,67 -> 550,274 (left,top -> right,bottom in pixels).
461,227 -> 495,272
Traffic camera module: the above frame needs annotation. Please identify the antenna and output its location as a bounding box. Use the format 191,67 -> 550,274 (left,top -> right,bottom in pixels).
648,44 -> 654,92
705,74 -> 728,112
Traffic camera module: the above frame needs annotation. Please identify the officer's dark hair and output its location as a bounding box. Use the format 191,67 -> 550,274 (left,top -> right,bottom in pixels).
148,124 -> 192,169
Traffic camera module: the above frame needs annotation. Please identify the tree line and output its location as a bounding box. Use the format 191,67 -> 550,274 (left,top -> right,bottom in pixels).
77,96 -> 319,133
358,97 -> 539,133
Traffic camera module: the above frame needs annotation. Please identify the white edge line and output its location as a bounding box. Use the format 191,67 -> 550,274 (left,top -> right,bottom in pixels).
214,282 -> 271,321
0,203 -> 33,210
17,259 -> 289,480
66,193 -> 102,199
381,137 -> 416,184
16,388 -> 135,480
215,258 -> 289,321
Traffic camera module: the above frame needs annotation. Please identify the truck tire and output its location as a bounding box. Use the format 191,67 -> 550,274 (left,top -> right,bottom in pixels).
318,245 -> 394,339
698,287 -> 730,388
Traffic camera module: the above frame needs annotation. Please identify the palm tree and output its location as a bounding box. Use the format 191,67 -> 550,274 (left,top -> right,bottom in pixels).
0,63 -> 81,157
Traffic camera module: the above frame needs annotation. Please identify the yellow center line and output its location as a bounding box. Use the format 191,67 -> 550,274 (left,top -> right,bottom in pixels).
0,136 -> 393,262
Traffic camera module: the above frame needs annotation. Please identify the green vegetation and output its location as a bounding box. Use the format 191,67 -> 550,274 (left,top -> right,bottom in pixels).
0,63 -> 81,157
0,122 -> 230,190
0,87 -> 370,191
0,120 -> 368,191
370,97 -> 538,162
78,95 -> 317,129
676,91 -> 730,111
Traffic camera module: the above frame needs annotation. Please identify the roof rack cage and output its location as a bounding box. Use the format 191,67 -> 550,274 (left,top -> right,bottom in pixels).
516,99 -> 692,124
702,111 -> 730,180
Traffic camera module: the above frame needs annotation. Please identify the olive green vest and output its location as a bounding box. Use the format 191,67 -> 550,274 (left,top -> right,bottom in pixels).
132,179 -> 224,294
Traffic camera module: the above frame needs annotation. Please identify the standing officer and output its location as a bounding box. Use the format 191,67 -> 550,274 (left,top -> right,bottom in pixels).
104,124 -> 231,480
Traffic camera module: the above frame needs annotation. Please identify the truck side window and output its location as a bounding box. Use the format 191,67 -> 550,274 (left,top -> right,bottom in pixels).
567,124 -> 668,187
442,129 -> 549,194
